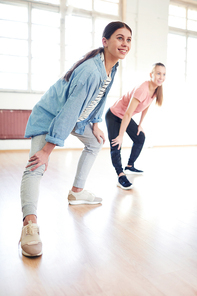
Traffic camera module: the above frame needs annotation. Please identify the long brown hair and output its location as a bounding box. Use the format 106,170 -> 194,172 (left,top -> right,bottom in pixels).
64,21 -> 132,82
152,62 -> 166,106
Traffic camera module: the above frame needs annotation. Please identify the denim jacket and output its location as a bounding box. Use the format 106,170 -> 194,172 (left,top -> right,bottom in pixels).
25,53 -> 119,147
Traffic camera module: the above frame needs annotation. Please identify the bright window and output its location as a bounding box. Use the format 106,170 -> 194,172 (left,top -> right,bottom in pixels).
187,37 -> 197,83
0,3 -> 28,22
32,0 -> 60,4
66,0 -> 92,10
0,3 -> 28,90
94,0 -> 119,16
31,8 -> 60,91
0,0 -> 121,93
65,15 -> 92,71
168,2 -> 197,83
188,9 -> 197,31
168,4 -> 186,29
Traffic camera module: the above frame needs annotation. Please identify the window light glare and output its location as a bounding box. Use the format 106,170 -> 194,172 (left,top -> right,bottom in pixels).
0,3 -> 28,22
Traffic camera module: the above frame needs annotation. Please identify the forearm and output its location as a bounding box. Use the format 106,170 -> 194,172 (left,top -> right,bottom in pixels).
119,97 -> 140,137
27,141 -> 56,171
139,107 -> 149,126
118,113 -> 131,137
93,122 -> 99,130
42,142 -> 56,156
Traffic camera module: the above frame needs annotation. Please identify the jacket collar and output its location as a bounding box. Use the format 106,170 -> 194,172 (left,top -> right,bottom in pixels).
94,53 -> 119,79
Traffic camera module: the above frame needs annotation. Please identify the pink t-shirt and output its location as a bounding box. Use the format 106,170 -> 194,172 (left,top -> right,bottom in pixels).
110,81 -> 156,119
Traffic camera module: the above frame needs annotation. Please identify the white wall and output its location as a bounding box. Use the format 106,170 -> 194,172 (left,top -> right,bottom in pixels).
123,0 -> 174,147
124,0 -> 169,82
124,0 -> 197,147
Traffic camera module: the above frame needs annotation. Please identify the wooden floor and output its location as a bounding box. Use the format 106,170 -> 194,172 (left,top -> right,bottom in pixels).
0,146 -> 197,296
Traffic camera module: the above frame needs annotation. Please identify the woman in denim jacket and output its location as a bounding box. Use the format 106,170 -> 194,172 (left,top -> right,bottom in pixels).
19,21 -> 132,257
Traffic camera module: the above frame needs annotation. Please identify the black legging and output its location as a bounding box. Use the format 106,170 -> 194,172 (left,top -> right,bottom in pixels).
105,108 -> 145,176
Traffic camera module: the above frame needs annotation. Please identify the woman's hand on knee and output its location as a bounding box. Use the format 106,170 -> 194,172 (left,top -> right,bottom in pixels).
111,135 -> 123,150
93,125 -> 105,144
26,149 -> 49,171
137,125 -> 144,136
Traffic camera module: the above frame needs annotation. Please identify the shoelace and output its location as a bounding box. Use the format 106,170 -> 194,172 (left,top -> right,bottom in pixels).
19,221 -> 39,244
25,222 -> 39,235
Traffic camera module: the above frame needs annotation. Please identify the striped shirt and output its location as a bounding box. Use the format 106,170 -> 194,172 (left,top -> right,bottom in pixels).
77,52 -> 111,122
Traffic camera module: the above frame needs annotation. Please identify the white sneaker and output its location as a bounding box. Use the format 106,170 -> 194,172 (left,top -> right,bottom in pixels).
19,221 -> 42,257
68,190 -> 102,205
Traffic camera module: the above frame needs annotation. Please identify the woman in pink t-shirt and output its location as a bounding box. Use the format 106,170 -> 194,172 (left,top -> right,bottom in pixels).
105,63 -> 166,189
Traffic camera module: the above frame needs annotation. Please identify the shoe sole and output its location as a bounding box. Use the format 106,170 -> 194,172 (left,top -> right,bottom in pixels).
68,200 -> 102,205
22,249 -> 42,257
117,183 -> 133,190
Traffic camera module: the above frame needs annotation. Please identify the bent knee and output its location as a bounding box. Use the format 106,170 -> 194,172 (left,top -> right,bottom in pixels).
23,164 -> 45,176
85,138 -> 103,154
137,132 -> 145,144
93,137 -> 103,152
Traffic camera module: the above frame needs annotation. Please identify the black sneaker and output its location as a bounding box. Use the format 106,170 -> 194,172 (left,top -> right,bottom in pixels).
117,175 -> 133,190
124,166 -> 143,175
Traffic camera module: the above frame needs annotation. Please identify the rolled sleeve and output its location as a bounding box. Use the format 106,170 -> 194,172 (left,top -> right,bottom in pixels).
45,134 -> 64,147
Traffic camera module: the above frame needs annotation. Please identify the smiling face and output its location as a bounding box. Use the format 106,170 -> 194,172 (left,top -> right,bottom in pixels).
102,27 -> 132,62
150,65 -> 166,87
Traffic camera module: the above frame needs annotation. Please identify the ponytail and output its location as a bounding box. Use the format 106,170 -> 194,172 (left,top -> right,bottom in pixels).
155,85 -> 163,106
151,62 -> 165,107
64,47 -> 104,82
